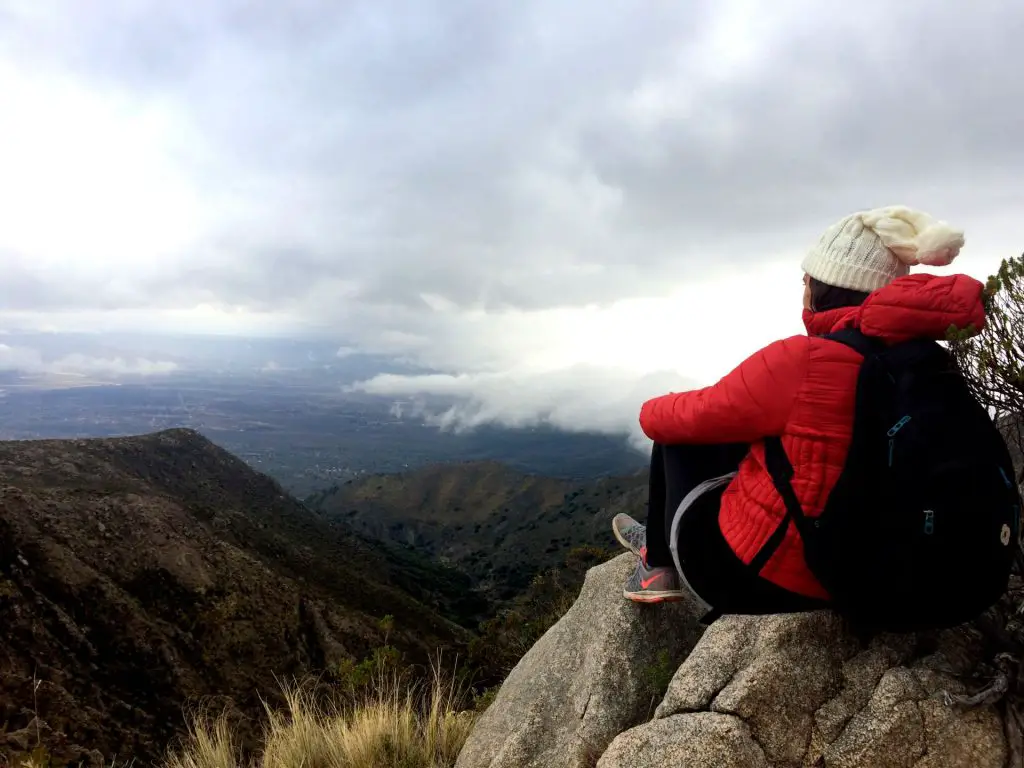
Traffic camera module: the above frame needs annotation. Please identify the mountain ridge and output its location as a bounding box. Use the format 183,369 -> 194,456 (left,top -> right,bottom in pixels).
0,428 -> 476,766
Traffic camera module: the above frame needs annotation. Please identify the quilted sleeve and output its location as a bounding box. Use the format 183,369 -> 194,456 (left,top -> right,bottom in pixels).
638,335 -> 810,445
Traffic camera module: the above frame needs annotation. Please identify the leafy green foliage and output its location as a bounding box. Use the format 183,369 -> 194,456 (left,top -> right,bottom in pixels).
331,615 -> 410,701
469,685 -> 499,714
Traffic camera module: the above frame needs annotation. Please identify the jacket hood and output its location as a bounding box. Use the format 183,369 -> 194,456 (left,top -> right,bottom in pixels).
802,273 -> 987,344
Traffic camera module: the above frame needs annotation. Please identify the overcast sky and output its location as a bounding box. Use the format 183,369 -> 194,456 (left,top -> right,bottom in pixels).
1,0 -> 1022,440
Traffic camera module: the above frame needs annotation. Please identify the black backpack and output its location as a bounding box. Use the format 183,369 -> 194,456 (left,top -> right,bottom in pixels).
760,328 -> 1022,632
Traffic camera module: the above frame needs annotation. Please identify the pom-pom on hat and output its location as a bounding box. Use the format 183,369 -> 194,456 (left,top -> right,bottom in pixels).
801,206 -> 965,293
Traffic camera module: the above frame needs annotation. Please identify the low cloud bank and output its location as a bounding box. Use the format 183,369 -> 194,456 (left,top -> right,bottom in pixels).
0,344 -> 178,377
352,365 -> 697,451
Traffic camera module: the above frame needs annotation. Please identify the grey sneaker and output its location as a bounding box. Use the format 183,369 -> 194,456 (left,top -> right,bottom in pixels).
612,513 -> 646,557
623,559 -> 686,604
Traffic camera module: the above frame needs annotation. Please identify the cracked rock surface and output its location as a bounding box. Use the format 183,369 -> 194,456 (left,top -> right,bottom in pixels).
633,612 -> 1005,767
458,556 -> 1008,768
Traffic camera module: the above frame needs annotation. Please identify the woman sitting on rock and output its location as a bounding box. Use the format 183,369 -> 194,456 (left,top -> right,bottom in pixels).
612,206 -> 985,619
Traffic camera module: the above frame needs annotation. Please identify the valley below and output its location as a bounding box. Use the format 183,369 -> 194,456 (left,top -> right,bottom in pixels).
307,461 -> 648,600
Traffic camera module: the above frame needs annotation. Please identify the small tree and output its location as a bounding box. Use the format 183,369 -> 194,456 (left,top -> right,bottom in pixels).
945,255 -> 1024,735
948,254 -> 1024,483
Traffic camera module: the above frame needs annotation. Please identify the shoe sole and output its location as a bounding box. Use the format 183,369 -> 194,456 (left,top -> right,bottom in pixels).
623,589 -> 686,604
612,516 -> 643,556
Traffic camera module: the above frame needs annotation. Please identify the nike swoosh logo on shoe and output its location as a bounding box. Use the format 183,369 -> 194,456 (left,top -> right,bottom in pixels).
640,573 -> 664,589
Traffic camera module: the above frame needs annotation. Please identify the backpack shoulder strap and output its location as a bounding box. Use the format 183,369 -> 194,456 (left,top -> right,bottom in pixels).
823,328 -> 886,358
763,436 -> 809,534
749,436 -> 813,574
829,329 -> 950,378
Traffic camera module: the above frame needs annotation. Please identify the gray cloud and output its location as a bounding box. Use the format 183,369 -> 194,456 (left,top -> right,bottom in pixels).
0,255 -> 162,312
2,1 -> 1023,381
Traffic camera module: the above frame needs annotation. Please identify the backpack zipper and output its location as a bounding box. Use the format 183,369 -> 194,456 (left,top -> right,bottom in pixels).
887,415 -> 912,467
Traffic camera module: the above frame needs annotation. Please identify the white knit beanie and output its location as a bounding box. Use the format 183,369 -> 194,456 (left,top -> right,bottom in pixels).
801,206 -> 966,293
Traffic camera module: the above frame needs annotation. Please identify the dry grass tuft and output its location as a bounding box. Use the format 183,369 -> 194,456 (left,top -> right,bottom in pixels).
163,667 -> 477,768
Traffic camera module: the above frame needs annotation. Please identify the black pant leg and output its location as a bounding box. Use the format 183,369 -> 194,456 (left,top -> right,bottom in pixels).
643,443 -> 672,566
644,442 -> 748,567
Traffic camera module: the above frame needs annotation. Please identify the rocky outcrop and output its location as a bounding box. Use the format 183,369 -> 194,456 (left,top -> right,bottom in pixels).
460,553 -> 1010,768
455,553 -> 705,768
610,612 -> 1005,767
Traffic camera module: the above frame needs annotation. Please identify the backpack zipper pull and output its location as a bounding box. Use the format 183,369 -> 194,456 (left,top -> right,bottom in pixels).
887,415 -> 912,437
923,510 -> 935,535
887,415 -> 911,467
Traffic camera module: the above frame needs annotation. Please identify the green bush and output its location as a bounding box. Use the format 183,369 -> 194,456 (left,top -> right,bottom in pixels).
948,254 -> 1024,481
331,615 -> 409,700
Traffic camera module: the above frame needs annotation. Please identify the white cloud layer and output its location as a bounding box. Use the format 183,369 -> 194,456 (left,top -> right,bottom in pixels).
363,366 -> 690,450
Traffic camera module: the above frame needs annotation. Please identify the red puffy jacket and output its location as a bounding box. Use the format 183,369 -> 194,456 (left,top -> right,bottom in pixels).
639,273 -> 987,599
